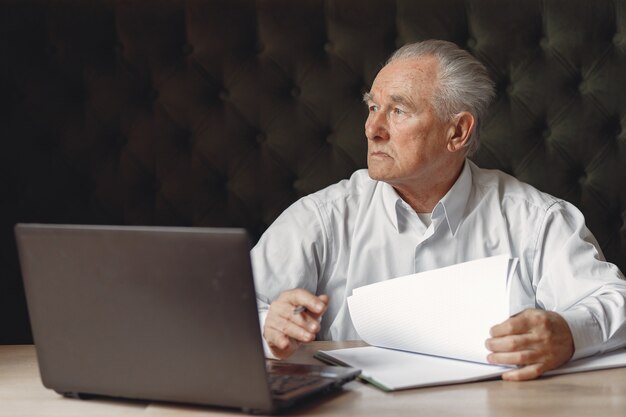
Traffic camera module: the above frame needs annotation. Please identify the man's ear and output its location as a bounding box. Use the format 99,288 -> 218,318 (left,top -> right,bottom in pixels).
446,112 -> 475,152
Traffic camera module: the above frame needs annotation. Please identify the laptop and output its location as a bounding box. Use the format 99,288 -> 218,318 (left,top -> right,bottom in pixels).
15,224 -> 360,414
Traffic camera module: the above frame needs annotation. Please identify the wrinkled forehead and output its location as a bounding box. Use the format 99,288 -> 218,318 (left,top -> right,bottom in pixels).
369,55 -> 440,103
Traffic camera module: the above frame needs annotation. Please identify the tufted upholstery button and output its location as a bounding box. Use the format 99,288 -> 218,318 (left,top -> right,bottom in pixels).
570,72 -> 584,93
324,42 -> 332,53
604,116 -> 622,137
256,132 -> 266,143
115,42 -> 124,53
182,43 -> 193,56
505,83 -> 514,95
148,89 -> 159,101
539,37 -> 549,49
219,89 -> 229,100
291,86 -> 301,98
496,75 -> 511,95
467,38 -> 477,49
542,128 -> 551,139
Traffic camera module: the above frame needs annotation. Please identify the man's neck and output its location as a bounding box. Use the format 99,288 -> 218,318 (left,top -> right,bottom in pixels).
391,160 -> 465,213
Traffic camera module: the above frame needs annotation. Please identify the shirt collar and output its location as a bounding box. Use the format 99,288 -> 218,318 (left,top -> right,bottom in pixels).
434,159 -> 473,236
381,180 -> 403,232
380,159 -> 473,235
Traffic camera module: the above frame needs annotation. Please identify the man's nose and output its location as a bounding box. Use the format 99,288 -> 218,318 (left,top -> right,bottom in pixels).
365,111 -> 389,141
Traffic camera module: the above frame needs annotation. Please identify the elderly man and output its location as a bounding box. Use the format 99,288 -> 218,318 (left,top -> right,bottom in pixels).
251,40 -> 626,381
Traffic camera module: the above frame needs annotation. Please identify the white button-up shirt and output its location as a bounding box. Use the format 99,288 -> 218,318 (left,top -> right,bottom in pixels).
251,160 -> 626,360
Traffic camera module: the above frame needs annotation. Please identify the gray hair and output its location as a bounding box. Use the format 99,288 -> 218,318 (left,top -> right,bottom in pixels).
387,40 -> 496,155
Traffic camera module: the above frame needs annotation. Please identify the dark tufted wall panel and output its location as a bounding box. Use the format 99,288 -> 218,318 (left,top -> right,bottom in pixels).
1,0 -> 625,343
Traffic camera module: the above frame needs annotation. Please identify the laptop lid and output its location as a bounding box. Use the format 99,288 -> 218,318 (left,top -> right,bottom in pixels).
15,224 -> 358,413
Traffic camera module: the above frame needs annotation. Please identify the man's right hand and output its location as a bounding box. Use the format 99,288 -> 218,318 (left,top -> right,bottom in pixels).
263,289 -> 329,359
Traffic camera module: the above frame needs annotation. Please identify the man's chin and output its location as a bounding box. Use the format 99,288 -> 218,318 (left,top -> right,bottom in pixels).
367,167 -> 390,181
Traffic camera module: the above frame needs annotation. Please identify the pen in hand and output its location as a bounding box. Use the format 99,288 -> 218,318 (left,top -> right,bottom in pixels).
293,305 -> 306,315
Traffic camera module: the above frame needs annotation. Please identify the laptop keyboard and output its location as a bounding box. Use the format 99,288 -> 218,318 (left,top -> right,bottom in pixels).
268,374 -> 326,395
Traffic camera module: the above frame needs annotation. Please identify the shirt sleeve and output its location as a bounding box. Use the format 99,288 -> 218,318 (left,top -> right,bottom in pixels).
250,195 -> 330,357
532,200 -> 626,360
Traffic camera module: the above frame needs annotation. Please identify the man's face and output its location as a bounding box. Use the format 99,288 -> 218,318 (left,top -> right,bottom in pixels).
364,56 -> 457,188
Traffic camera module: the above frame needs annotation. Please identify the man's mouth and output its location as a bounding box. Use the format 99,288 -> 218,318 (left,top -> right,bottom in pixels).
369,151 -> 391,158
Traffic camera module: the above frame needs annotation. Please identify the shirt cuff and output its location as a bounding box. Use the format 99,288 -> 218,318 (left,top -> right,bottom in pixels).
258,309 -> 280,360
559,308 -> 603,361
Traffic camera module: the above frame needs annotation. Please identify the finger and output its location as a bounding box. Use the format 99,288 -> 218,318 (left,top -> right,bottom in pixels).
485,333 -> 538,353
314,294 -> 330,314
487,349 -> 540,366
501,363 -> 546,381
280,289 -> 328,315
299,296 -> 329,321
287,294 -> 329,329
264,331 -> 300,359
268,296 -> 316,320
290,310 -> 322,333
265,329 -> 296,351
489,314 -> 532,338
265,314 -> 316,344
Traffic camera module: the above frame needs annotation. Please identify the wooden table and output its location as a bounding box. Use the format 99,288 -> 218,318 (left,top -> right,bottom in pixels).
2,342 -> 626,416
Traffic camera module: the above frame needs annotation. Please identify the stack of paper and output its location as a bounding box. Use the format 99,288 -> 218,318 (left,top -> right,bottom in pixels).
316,255 -> 626,391
316,345 -> 626,391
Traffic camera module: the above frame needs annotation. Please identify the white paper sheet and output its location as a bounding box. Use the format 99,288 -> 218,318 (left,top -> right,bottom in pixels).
347,255 -> 518,363
317,346 -> 510,391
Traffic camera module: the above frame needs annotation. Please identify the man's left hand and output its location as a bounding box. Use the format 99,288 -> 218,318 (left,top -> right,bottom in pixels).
485,309 -> 574,381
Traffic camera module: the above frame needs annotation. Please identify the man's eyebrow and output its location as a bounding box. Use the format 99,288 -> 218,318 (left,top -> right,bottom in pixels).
362,92 -> 415,108
389,94 -> 413,107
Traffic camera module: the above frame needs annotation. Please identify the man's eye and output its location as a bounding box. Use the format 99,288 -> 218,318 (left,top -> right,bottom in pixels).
369,105 -> 378,112
393,108 -> 404,115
